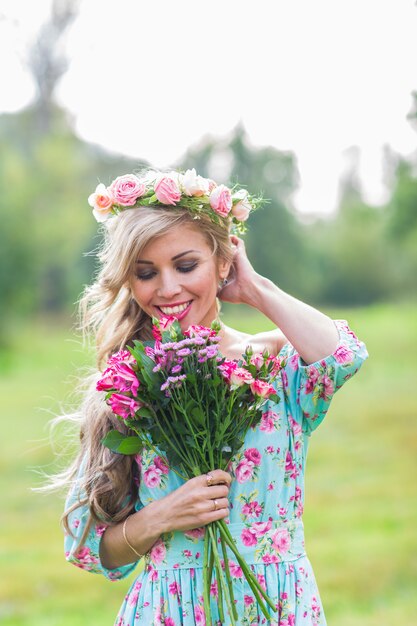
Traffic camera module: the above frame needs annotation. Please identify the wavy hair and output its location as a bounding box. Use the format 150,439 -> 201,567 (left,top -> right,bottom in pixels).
57,204 -> 234,537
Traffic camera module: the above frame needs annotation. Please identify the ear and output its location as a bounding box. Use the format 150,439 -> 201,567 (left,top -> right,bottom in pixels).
217,256 -> 232,280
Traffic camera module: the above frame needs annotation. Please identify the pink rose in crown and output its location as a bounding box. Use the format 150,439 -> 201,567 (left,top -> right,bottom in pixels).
88,183 -> 114,222
109,174 -> 146,206
209,184 -> 232,217
154,176 -> 181,205
231,189 -> 251,221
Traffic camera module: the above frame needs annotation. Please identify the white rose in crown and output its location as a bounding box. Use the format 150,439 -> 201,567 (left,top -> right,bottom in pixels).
181,168 -> 210,197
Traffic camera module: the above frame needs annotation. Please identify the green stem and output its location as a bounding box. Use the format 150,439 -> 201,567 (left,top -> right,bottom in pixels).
208,524 -> 237,626
220,534 -> 238,621
152,401 -> 199,473
217,520 -> 276,618
202,529 -> 212,626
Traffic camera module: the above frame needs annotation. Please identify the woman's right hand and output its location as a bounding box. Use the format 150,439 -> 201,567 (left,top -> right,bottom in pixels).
153,469 -> 232,534
100,469 -> 232,569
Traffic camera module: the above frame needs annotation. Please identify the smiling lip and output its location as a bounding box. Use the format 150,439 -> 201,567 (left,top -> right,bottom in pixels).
155,300 -> 193,320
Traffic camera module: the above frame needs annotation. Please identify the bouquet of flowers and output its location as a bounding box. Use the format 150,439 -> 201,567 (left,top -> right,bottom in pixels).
97,317 -> 281,624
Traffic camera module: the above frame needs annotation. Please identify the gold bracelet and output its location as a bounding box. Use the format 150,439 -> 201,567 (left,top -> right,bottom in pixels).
122,516 -> 145,560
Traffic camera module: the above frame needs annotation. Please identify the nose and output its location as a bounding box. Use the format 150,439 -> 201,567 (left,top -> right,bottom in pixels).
156,271 -> 182,300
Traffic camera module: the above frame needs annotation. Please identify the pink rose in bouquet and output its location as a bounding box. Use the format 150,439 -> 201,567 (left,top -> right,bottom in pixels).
108,393 -> 141,420
250,379 -> 276,398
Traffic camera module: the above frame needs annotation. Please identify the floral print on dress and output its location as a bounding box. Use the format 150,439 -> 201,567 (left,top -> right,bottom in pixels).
64,319 -> 368,625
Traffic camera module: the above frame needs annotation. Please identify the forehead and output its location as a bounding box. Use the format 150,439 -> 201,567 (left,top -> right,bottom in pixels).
138,223 -> 212,259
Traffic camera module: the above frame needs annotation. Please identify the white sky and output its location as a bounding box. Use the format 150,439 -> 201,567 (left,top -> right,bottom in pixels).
1,0 -> 417,216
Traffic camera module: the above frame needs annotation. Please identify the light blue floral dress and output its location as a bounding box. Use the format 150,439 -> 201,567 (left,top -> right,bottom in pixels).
64,319 -> 368,626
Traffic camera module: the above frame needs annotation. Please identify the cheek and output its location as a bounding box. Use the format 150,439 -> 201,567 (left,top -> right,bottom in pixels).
195,267 -> 217,293
131,282 -> 152,307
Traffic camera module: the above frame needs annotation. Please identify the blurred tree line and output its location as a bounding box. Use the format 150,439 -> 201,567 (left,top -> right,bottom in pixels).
0,0 -> 416,347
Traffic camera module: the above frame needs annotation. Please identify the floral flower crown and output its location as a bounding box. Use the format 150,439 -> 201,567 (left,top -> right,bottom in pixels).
88,168 -> 265,234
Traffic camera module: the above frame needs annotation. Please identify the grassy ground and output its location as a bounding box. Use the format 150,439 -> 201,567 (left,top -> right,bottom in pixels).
0,302 -> 416,625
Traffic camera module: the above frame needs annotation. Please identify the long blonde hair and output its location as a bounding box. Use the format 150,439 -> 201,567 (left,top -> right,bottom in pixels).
60,205 -> 234,535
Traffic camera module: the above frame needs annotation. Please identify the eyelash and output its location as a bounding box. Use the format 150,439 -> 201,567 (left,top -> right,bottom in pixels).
135,263 -> 198,281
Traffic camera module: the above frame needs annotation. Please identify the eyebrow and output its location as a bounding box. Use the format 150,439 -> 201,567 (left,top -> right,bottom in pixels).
135,250 -> 200,264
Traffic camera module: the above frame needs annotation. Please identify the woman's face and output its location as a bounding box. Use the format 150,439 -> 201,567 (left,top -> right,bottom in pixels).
130,223 -> 230,330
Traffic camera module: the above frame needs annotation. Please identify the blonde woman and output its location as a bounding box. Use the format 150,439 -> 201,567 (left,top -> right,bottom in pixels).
62,168 -> 368,625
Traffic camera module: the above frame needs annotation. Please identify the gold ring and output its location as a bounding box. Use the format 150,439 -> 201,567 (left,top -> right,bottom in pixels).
213,499 -> 218,511
206,473 -> 215,487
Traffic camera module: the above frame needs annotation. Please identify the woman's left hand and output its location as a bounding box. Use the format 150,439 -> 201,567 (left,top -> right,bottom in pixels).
218,235 -> 261,306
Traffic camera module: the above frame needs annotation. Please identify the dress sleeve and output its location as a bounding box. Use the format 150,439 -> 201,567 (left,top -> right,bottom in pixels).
278,319 -> 369,435
64,459 -> 143,581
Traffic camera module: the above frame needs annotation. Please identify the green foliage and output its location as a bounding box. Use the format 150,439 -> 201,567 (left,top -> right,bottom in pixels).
1,104 -> 417,347
1,303 -> 416,625
0,105 -> 146,342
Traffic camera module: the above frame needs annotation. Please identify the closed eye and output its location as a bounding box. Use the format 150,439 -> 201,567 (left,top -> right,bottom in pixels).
135,272 -> 156,281
177,262 -> 198,273
135,263 -> 198,281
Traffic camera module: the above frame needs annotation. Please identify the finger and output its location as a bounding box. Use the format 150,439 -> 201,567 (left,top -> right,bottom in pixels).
204,470 -> 232,487
204,484 -> 230,499
208,497 -> 229,513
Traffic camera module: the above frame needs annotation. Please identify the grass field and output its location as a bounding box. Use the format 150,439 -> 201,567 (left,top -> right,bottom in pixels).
0,302 -> 416,625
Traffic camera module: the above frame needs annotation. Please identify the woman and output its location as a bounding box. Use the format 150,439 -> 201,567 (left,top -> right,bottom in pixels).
63,168 -> 368,625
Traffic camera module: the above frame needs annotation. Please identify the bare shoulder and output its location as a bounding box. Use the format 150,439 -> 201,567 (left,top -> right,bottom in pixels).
249,328 -> 288,357
221,326 -> 288,360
